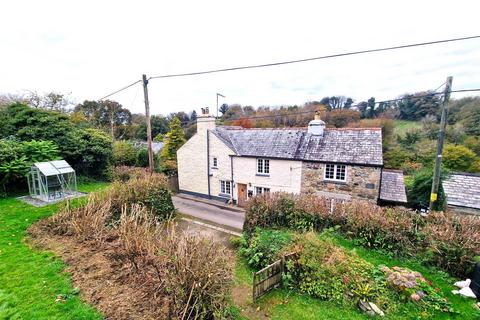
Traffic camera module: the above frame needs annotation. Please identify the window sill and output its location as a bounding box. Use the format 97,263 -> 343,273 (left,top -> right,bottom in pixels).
256,173 -> 270,177
323,179 -> 347,185
211,167 -> 218,170
218,193 -> 231,198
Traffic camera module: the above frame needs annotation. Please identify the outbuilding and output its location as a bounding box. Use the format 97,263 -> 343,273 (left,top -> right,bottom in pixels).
27,160 -> 77,203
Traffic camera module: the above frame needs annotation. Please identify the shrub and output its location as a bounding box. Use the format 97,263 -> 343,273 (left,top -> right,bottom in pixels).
240,228 -> 292,269
112,166 -> 150,182
285,233 -> 381,303
109,173 -> 175,221
244,192 -> 480,278
422,212 -> 480,277
46,193 -> 112,242
113,140 -> 137,166
113,206 -> 234,319
408,168 -> 446,211
442,144 -> 477,172
21,140 -> 60,163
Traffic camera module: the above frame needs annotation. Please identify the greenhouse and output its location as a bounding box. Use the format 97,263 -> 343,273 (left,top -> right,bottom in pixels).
27,160 -> 77,203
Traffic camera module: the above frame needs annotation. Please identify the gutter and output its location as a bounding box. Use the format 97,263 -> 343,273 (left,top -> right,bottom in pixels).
207,130 -> 211,199
230,155 -> 234,203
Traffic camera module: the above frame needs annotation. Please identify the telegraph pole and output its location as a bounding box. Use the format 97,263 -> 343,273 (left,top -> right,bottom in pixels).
429,76 -> 453,211
142,74 -> 154,172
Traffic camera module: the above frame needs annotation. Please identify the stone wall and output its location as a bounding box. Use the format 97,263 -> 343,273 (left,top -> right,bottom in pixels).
301,162 -> 381,202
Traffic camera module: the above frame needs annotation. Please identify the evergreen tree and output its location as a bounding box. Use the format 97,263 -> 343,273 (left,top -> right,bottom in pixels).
161,117 -> 186,161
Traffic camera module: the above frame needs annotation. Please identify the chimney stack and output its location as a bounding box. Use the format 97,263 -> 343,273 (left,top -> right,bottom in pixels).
197,107 -> 216,133
308,111 -> 325,136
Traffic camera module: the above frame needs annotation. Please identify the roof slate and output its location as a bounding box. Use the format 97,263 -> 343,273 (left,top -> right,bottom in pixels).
213,127 -> 383,165
443,173 -> 480,210
380,169 -> 407,203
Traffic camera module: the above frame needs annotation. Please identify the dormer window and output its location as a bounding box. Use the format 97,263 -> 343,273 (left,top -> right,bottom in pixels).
256,159 -> 270,175
324,164 -> 346,182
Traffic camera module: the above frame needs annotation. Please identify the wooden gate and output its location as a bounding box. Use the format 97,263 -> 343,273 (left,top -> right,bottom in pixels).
252,258 -> 284,302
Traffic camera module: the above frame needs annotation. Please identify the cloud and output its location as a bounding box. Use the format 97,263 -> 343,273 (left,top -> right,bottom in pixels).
0,0 -> 479,115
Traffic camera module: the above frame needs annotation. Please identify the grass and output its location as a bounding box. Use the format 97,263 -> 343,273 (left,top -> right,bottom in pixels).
0,182 -> 109,320
233,232 -> 480,320
394,120 -> 422,137
234,257 -> 370,320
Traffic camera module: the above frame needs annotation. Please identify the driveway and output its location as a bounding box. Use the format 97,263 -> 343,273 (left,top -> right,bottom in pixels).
172,196 -> 245,232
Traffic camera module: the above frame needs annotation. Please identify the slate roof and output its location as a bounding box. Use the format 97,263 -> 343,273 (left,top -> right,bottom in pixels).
380,169 -> 407,203
212,127 -> 383,166
443,173 -> 480,210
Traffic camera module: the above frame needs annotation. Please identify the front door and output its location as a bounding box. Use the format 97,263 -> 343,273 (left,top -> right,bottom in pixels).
237,183 -> 247,207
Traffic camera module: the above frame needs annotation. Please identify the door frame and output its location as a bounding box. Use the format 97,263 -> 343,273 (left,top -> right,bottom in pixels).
237,183 -> 248,207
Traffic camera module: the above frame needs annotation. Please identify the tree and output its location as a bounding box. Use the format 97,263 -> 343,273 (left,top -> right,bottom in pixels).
161,117 -> 186,161
409,168 -> 446,211
74,100 -> 132,139
442,144 -> 477,172
24,91 -> 74,112
232,117 -> 253,128
219,103 -> 229,115
190,110 -> 197,122
397,91 -> 441,121
462,107 -> 480,136
134,115 -> 169,140
113,141 -> 137,166
325,109 -> 360,127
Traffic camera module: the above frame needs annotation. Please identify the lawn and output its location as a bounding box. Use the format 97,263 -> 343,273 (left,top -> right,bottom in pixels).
233,232 -> 480,320
393,120 -> 422,137
0,182 -> 109,320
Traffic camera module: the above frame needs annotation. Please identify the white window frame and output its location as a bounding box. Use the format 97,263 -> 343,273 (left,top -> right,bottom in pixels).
220,180 -> 231,195
255,186 -> 270,195
324,164 -> 347,182
256,158 -> 270,175
212,157 -> 218,168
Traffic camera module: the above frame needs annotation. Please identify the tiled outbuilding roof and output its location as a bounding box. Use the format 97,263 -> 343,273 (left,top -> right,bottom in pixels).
380,169 -> 407,203
212,127 -> 383,166
443,173 -> 480,210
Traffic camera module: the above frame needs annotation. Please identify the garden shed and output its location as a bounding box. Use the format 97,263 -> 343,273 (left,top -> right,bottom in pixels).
27,160 -> 77,203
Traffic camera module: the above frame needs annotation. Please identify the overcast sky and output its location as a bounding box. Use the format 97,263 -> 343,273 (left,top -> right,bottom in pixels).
1,0 -> 479,116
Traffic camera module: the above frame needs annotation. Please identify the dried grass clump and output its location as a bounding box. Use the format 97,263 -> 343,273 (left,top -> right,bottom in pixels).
160,233 -> 234,319
112,206 -> 234,319
423,212 -> 480,277
46,193 -> 112,242
112,166 -> 151,182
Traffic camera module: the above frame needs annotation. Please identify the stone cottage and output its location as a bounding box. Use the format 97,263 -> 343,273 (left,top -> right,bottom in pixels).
177,109 -> 407,207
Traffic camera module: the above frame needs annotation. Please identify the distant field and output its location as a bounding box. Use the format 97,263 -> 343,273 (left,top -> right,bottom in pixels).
393,120 -> 422,137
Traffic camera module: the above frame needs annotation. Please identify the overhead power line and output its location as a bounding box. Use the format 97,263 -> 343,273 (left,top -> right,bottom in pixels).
149,35 -> 480,80
97,35 -> 480,101
179,87 -> 480,126
98,79 -> 142,101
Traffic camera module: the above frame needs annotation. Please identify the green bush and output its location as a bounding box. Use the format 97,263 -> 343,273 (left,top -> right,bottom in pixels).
442,144 -> 478,172
0,139 -> 60,194
285,232 -> 383,303
240,228 -> 292,269
0,103 -> 113,179
113,140 -> 137,166
408,168 -> 446,211
110,172 -> 175,221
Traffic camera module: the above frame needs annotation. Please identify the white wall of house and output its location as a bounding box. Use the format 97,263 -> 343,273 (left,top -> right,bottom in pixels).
232,157 -> 303,200
177,130 -> 209,195
209,134 -> 235,199
177,114 -> 236,198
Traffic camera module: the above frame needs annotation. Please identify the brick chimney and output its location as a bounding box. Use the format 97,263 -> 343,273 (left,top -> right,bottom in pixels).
197,107 -> 216,132
308,111 -> 325,136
